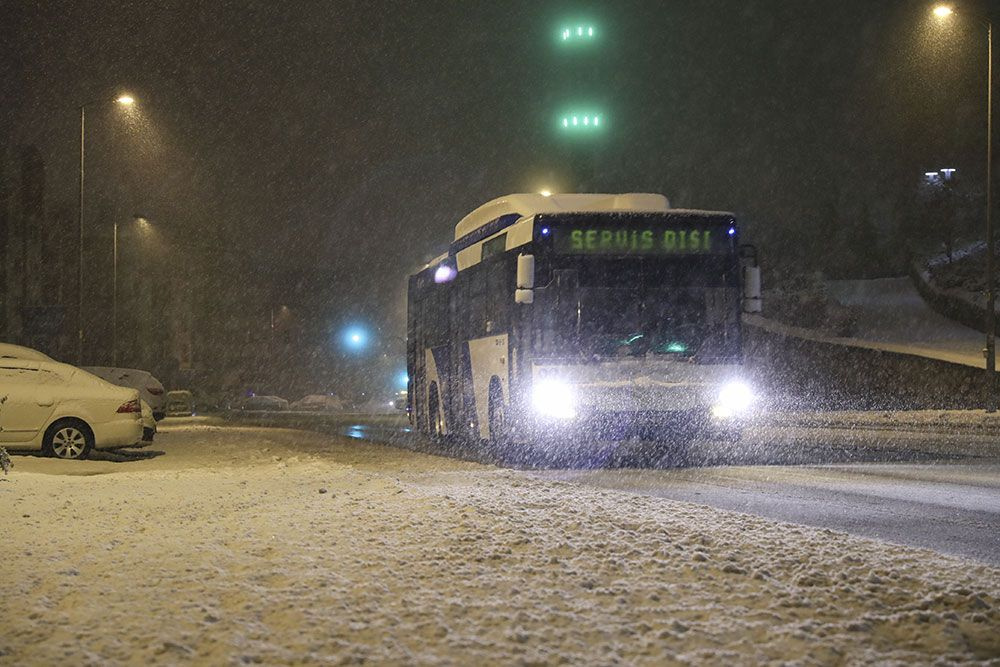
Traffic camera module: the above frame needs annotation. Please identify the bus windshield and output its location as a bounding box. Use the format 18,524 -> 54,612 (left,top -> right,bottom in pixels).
533,255 -> 741,361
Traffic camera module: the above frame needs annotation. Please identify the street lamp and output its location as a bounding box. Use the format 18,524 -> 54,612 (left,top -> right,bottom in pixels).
933,5 -> 994,409
112,215 -> 151,366
77,93 -> 136,364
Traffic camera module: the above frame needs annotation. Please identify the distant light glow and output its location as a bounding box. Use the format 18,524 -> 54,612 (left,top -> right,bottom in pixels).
560,113 -> 603,132
933,5 -> 954,17
342,326 -> 369,351
728,227 -> 736,236
665,341 -> 688,353
398,371 -> 409,388
539,189 -> 552,197
116,95 -> 135,105
540,227 -> 550,236
558,24 -> 596,44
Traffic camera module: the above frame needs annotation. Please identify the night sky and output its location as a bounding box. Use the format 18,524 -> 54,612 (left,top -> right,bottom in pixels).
1,0 -> 991,325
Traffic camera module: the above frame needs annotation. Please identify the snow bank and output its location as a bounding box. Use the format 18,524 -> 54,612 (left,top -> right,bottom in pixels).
1,425 -> 998,664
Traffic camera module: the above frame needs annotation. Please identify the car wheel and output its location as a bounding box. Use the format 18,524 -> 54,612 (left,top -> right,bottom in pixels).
43,419 -> 94,460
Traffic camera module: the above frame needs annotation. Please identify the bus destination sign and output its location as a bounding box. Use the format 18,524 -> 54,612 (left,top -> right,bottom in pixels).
553,224 -> 730,256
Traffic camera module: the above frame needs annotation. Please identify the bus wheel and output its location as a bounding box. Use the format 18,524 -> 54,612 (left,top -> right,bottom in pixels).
428,382 -> 445,442
488,379 -> 510,456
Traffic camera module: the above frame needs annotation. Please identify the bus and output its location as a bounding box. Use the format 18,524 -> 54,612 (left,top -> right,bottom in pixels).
406,193 -> 760,464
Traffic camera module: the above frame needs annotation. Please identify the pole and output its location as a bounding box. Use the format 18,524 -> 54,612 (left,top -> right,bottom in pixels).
987,22 -> 996,411
112,221 -> 118,367
77,105 -> 85,364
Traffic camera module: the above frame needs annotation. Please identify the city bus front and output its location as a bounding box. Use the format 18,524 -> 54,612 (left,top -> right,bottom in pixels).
518,210 -> 754,446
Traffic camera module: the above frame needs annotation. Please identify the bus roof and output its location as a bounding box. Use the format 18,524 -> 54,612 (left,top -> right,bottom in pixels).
454,193 -> 670,241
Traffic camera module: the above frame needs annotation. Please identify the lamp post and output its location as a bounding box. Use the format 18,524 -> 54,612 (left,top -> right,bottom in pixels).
112,215 -> 150,367
933,5 -> 994,410
77,94 -> 135,364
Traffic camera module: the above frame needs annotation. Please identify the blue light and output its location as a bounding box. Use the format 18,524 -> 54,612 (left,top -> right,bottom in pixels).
728,227 -> 736,236
398,371 -> 409,388
342,326 -> 369,351
541,227 -> 550,235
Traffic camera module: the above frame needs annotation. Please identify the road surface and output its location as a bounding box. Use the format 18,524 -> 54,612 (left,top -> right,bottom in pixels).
12,415 -> 1000,566
4,418 -> 999,664
236,412 -> 1000,565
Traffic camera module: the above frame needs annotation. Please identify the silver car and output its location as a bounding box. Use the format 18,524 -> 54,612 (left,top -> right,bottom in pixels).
82,367 -> 166,421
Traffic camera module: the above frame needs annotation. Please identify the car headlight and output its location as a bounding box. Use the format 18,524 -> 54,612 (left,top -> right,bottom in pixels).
713,381 -> 754,418
532,378 -> 577,419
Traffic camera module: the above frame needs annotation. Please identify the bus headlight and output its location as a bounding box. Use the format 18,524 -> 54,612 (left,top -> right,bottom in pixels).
713,381 -> 753,418
532,379 -> 577,419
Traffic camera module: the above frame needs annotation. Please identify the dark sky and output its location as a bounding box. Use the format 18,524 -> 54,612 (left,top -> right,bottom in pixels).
1,0 -> 991,318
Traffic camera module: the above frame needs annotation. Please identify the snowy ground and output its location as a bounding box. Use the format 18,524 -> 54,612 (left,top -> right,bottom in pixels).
823,277 -> 984,368
2,420 -> 999,665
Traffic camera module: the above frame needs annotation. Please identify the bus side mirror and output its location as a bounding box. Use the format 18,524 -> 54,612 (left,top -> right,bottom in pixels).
515,254 -> 535,304
743,266 -> 761,313
739,244 -> 762,314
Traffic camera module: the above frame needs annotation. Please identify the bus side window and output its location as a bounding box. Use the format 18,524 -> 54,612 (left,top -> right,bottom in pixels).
482,233 -> 506,261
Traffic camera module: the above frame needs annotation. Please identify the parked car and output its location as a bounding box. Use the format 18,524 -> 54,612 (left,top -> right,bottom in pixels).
0,356 -> 143,460
140,399 -> 156,443
82,367 -> 166,421
165,390 -> 194,417
0,342 -> 55,362
289,394 -> 346,412
240,395 -> 289,411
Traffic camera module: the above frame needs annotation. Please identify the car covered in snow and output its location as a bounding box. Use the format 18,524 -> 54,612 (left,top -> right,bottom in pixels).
0,356 -> 144,459
82,366 -> 166,421
289,394 -> 346,412
0,342 -> 55,362
165,390 -> 195,417
140,399 -> 156,443
239,395 -> 289,411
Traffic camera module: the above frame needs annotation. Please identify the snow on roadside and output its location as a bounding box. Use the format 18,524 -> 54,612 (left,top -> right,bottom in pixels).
1,431 -> 998,665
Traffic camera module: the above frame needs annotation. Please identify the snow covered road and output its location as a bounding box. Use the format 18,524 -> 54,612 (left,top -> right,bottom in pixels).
539,462 -> 1000,567
2,420 -> 999,664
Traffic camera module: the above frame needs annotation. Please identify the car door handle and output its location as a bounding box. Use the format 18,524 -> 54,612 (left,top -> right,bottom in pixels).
36,396 -> 54,407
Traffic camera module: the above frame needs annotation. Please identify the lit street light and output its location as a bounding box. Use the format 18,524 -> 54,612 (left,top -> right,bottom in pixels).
78,92 -> 136,364
933,5 -> 994,409
341,325 -> 369,352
